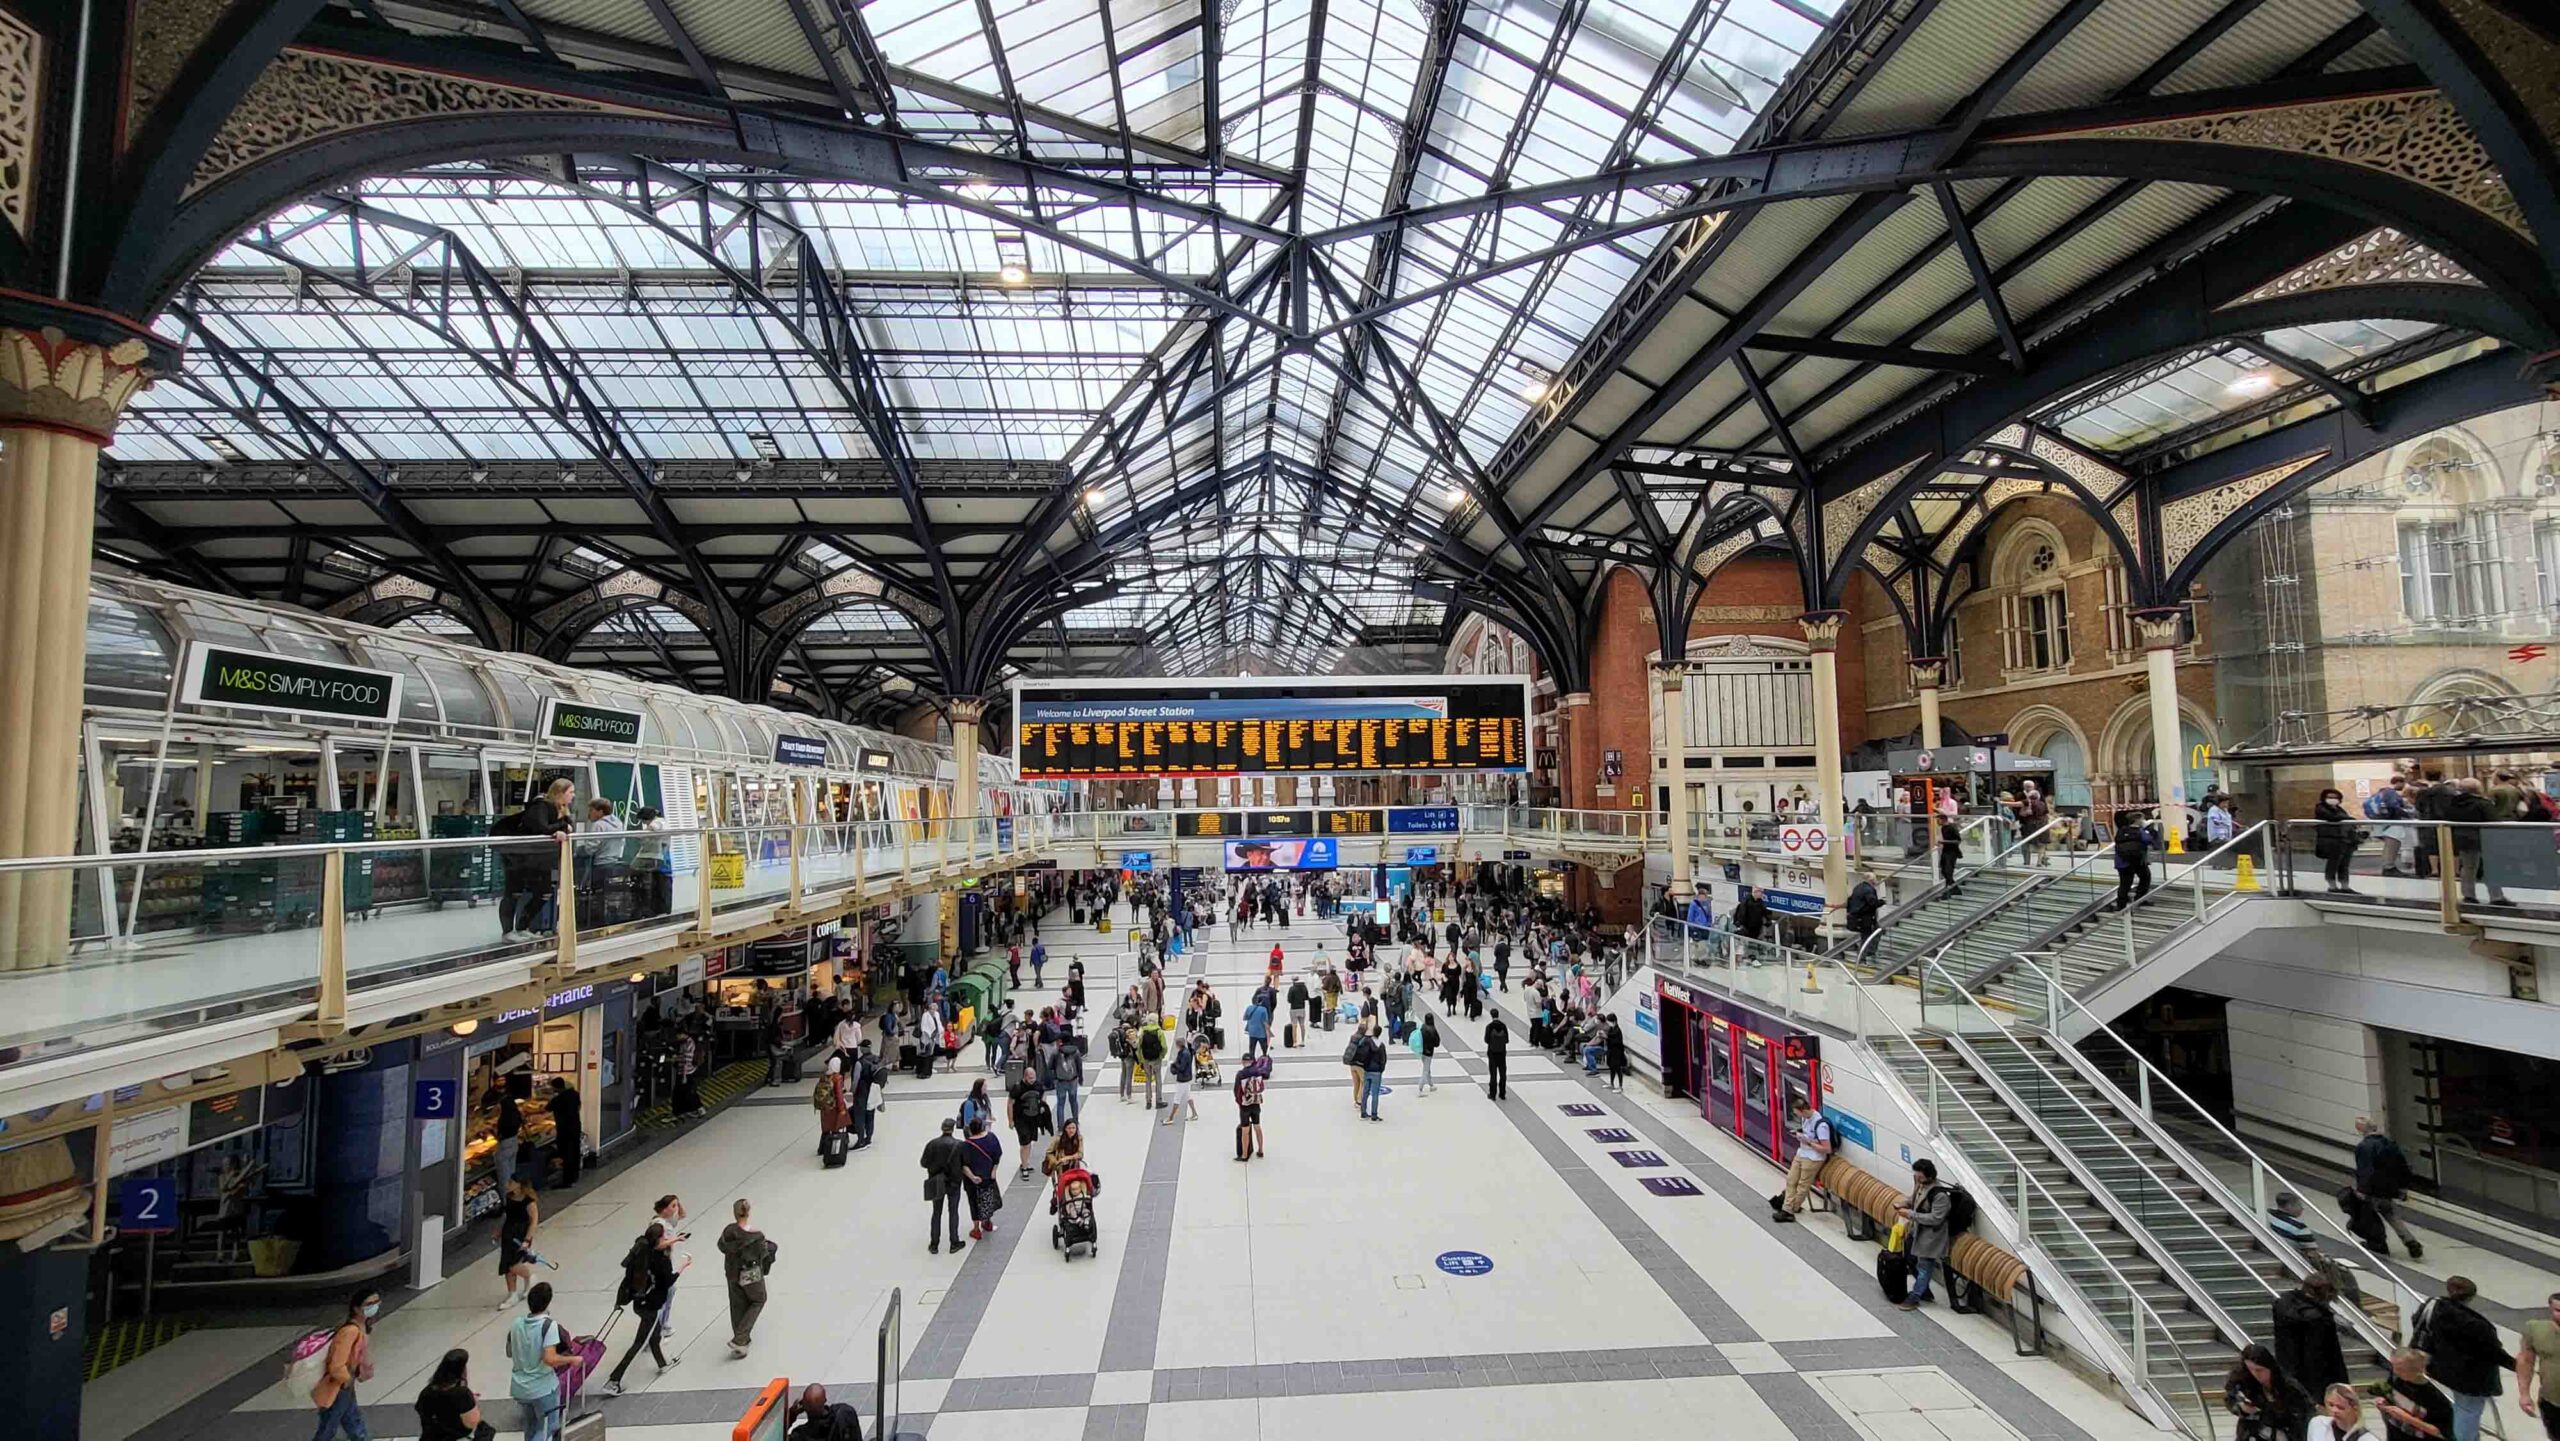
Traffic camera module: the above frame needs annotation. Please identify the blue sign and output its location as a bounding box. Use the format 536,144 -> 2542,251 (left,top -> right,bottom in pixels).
1434,1250 -> 1494,1277
1389,807 -> 1461,834
1640,1175 -> 1703,1198
1634,1006 -> 1658,1036
1824,1106 -> 1874,1153
1503,849 -> 1531,861
413,1078 -> 460,1120
1120,851 -> 1154,872
997,817 -> 1015,848
1685,897 -> 1712,930
1722,861 -> 1741,881
1586,1127 -> 1636,1143
1609,1149 -> 1666,1168
117,1176 -> 179,1234
1403,846 -> 1439,866
1763,889 -> 1824,916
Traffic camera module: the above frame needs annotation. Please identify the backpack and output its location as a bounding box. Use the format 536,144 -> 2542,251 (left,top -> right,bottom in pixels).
616,1245 -> 656,1310
1943,1184 -> 1978,1235
1138,1028 -> 1164,1062
283,1326 -> 341,1397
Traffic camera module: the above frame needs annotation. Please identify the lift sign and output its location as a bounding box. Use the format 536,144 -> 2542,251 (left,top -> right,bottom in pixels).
182,643 -> 404,721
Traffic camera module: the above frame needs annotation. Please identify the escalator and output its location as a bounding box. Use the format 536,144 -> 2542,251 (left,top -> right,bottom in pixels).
1962,826 -> 2258,1024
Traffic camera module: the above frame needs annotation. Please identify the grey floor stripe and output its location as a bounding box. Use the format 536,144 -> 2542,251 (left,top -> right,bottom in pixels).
1082,1402 -> 1149,1439
1093,915 -> 1210,1375
1746,1372 -> 1864,1441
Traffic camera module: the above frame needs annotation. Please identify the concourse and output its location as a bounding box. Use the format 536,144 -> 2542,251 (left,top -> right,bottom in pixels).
0,3 -> 2558,1441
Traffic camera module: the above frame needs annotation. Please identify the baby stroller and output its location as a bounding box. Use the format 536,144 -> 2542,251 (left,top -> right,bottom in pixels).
1050,1165 -> 1101,1260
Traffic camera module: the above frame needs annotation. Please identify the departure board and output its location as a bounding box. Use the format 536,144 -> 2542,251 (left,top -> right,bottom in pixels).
1011,676 -> 1531,780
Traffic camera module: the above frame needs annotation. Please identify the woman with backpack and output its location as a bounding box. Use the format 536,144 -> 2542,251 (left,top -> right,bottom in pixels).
602,1222 -> 686,1395
505,1282 -> 578,1441
300,1286 -> 381,1441
1417,1013 -> 1441,1095
957,1077 -> 994,1132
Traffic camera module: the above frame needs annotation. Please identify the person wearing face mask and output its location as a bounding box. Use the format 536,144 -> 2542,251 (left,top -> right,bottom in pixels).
2312,788 -> 2363,896
308,1287 -> 382,1441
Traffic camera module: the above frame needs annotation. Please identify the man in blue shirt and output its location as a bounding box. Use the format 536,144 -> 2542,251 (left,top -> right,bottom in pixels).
1771,1098 -> 1835,1223
1242,997 -> 1272,1060
1029,939 -> 1047,988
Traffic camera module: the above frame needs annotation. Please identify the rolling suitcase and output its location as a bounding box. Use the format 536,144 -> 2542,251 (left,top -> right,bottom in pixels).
562,1408 -> 609,1441
821,1129 -> 850,1169
1285,1021 -> 1304,1049
781,1050 -> 803,1085
1875,1248 -> 1911,1305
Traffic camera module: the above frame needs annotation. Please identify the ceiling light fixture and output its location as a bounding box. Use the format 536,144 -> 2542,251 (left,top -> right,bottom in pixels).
1083,486 -> 1105,505
994,230 -> 1032,286
748,431 -> 781,461
201,435 -> 245,463
2226,372 -> 2275,396
1513,359 -> 1556,404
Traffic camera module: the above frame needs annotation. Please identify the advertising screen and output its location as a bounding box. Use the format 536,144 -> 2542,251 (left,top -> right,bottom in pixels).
1222,837 -> 1340,872
1012,675 -> 1530,779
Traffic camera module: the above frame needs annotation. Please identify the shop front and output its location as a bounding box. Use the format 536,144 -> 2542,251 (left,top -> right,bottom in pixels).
451,979 -> 626,1223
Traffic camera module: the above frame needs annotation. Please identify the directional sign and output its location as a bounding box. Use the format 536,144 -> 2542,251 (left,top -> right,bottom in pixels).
1404,846 -> 1440,866
1434,1250 -> 1494,1277
117,1177 -> 179,1235
413,1078 -> 460,1121
1503,849 -> 1531,861
1120,851 -> 1154,872
1973,732 -> 2008,748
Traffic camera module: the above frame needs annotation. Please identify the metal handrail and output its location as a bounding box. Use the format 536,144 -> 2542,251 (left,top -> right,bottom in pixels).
1985,821 -> 2265,997
1863,816 -> 2042,934
1869,820 -> 2079,980
2001,951 -> 2423,1348
1923,957 -> 2281,1357
1818,955 -> 2223,1438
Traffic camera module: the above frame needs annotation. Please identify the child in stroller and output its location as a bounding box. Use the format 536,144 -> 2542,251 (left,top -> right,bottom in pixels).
1049,1165 -> 1101,1260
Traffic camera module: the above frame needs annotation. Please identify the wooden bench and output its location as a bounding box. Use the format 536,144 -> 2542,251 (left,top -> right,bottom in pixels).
1817,1156 -> 2043,1354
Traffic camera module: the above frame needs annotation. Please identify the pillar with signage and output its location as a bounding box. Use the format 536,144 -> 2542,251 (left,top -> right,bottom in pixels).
1655,666 -> 1692,899
2134,609 -> 2189,845
1800,612 -> 1850,926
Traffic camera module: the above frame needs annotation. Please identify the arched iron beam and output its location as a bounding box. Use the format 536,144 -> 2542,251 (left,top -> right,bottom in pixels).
2359,0 -> 2560,287
1815,273 -> 2548,607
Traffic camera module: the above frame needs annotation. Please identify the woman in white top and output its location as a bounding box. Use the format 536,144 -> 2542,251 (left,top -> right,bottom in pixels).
2307,1383 -> 2372,1441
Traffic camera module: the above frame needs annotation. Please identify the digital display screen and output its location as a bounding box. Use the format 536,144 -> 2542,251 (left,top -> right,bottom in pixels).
1224,837 -> 1340,871
1012,676 -> 1530,779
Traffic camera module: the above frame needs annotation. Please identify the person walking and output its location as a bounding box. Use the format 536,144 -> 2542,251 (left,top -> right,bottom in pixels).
2380,1347 -> 2454,1441
2365,776 -> 2417,877
1483,1013 -> 1509,1101
2352,1116 -> 2425,1259
496,1176 -> 541,1309
849,1046 -> 881,1151
2226,1343 -> 2315,1441
2309,1384 -> 2374,1441
1772,1097 -> 1834,1223
814,1056 -> 852,1157
505,1283 -> 576,1441
1234,1054 -> 1268,1162
718,1198 -> 776,1360
1893,1160 -> 1954,1310
921,1118 -> 970,1255
961,1117 -> 1005,1240
2273,1272 -> 2352,1395
412,1349 -> 484,1441
306,1287 -> 381,1441
1048,1031 -> 1083,1128
2313,789 -> 2363,895
1242,991 -> 1271,1059
603,1222 -> 685,1394
1418,1013 -> 1441,1095
1136,1021 -> 1166,1111
2517,1292 -> 2560,1441
488,1082 -> 522,1190
1357,1021 -> 1388,1121
2113,809 -> 2155,911
1009,1058 -> 1051,1178
958,1076 -> 994,1133
2411,1277 -> 2505,1441
1603,1016 -> 1629,1092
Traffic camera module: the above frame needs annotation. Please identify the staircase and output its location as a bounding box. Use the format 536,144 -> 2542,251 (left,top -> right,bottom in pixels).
1871,1034 -> 2236,1433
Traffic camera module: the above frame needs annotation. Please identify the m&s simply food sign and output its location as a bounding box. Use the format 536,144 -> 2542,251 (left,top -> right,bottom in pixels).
182,643 -> 404,722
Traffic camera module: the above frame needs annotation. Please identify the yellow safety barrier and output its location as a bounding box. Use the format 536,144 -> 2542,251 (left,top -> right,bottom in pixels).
709,851 -> 746,890
2233,854 -> 2260,892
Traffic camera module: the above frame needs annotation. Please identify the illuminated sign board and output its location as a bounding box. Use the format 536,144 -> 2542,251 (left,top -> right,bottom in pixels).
182,643 -> 404,721
537,697 -> 646,747
1011,675 -> 1531,779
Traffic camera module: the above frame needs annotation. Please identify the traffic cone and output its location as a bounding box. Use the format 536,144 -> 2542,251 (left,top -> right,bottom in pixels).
1802,963 -> 1823,994
2234,854 -> 2261,892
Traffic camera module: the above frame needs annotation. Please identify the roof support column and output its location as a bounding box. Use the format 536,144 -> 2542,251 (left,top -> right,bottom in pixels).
1909,657 -> 1947,752
0,306 -> 173,968
2134,609 -> 2191,853
1655,665 -> 1692,901
1801,611 -> 1850,933
948,698 -> 986,823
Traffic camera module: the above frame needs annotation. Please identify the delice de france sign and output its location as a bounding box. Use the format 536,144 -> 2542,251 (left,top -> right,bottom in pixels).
538,697 -> 647,747
182,642 -> 405,722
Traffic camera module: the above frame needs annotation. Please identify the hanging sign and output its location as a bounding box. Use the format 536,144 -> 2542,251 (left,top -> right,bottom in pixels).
774,733 -> 829,767
537,697 -> 646,747
182,643 -> 404,721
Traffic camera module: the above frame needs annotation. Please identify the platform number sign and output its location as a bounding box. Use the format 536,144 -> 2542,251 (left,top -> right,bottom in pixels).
118,1176 -> 178,1235
1435,1250 -> 1494,1278
413,1079 -> 460,1121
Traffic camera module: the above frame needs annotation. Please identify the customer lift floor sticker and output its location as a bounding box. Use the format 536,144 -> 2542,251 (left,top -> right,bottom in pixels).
1585,1127 -> 1636,1143
1559,1103 -> 1604,1117
1607,1150 -> 1667,1168
1434,1251 -> 1494,1277
1640,1175 -> 1704,1198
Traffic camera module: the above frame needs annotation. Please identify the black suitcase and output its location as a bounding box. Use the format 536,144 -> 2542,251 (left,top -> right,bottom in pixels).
914,1051 -> 934,1080
1284,1022 -> 1304,1049
821,1129 -> 850,1168
781,1051 -> 803,1084
1876,1249 -> 1911,1304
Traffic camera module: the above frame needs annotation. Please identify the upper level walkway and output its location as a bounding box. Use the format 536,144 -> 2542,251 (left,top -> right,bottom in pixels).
6,806 -> 2554,1126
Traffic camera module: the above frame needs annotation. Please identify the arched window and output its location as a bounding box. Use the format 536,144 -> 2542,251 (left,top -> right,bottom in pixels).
2396,437 -> 2506,627
1994,522 -> 2072,676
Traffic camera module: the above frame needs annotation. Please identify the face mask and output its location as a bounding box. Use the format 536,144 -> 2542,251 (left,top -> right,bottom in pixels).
362,1302 -> 382,1320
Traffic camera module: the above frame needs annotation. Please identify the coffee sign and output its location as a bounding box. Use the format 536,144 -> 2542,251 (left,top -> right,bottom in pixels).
182,643 -> 404,721
538,697 -> 646,747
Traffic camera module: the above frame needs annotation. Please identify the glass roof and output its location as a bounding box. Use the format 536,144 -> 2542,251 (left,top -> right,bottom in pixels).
2053,320 -> 2441,454
111,0 -> 1837,679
